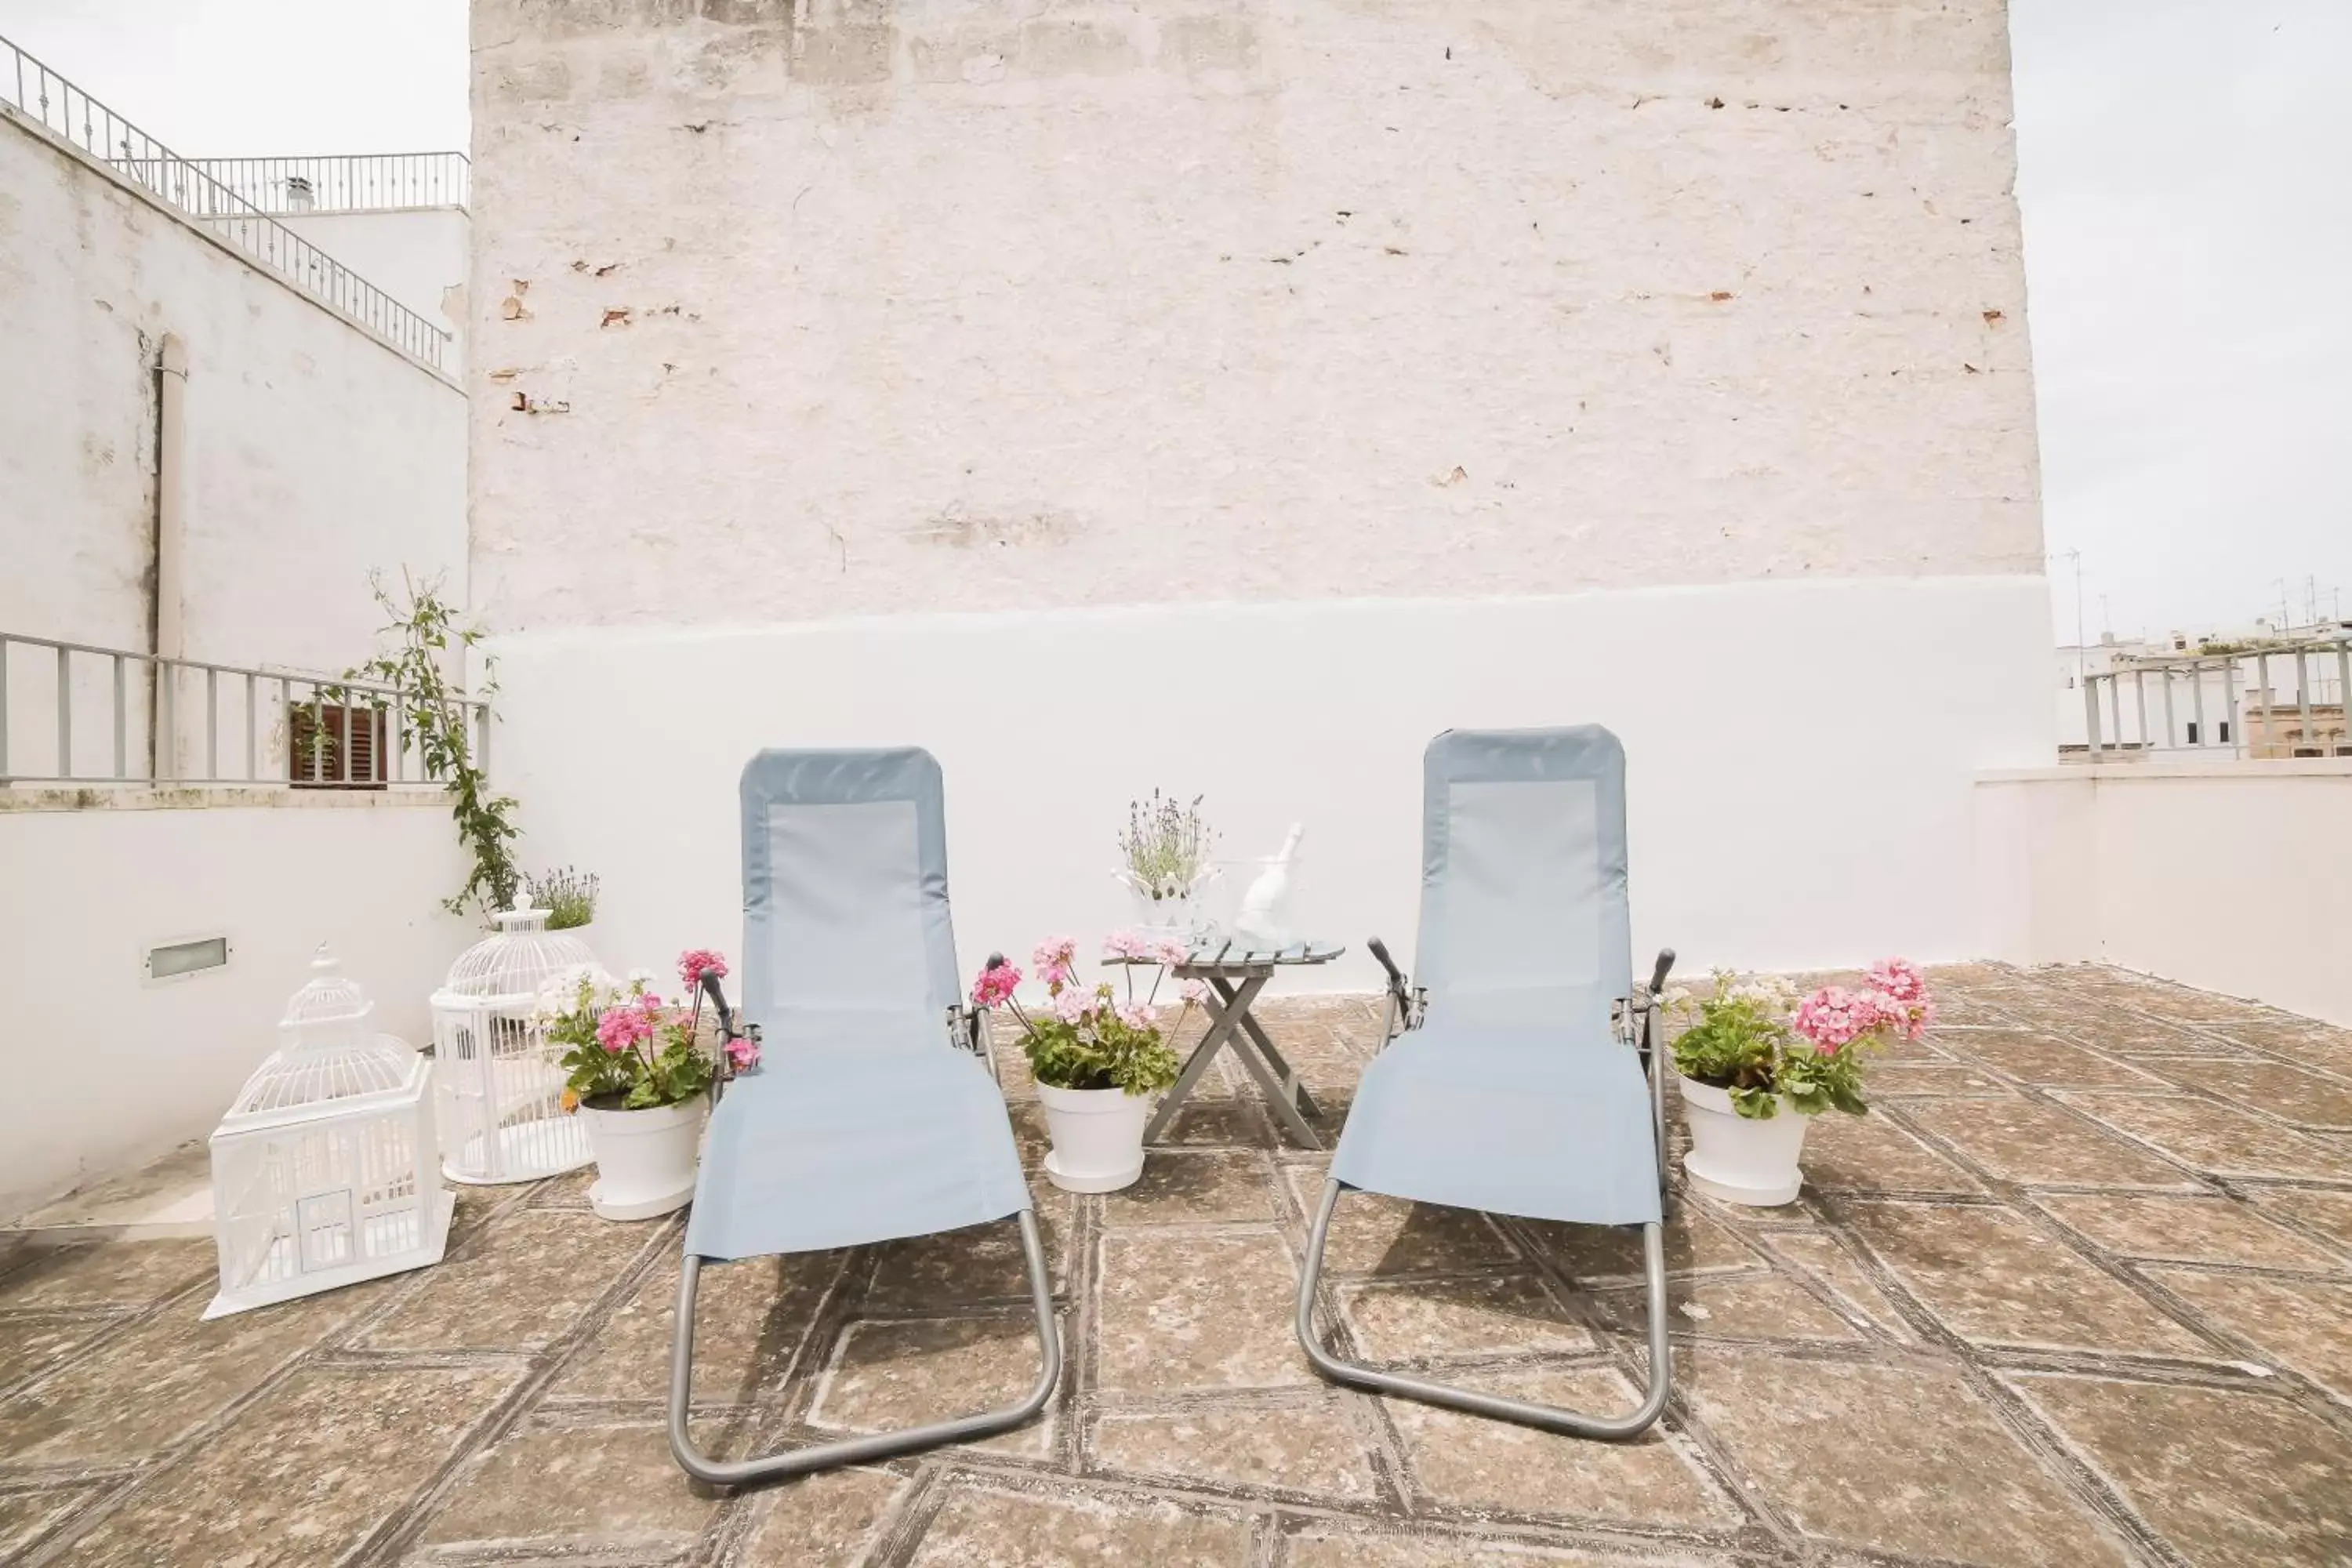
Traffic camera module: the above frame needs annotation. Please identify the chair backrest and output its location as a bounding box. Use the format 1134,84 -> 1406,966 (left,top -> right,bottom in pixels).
1411,727 -> 1633,1036
739,747 -> 960,1048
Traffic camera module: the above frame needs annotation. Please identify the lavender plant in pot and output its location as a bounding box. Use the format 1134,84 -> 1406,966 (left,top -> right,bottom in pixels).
524,866 -> 599,948
1112,790 -> 1219,943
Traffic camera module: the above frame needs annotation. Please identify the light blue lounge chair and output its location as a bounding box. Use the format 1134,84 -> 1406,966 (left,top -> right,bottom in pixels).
668,748 -> 1058,1484
1296,726 -> 1677,1438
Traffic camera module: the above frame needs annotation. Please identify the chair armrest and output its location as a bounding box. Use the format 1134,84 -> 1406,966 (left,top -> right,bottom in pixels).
1632,948 -> 1677,1011
699,971 -> 751,1104
946,1003 -> 997,1076
962,953 -> 1011,1082
1367,936 -> 1423,1045
1367,936 -> 1411,1014
1632,948 -> 1676,1057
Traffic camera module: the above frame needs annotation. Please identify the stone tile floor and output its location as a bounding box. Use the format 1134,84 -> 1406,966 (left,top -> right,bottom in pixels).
3,964 -> 2350,1566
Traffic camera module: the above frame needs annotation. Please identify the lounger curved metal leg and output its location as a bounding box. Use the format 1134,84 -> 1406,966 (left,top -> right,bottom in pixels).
668,1209 -> 1061,1486
1294,1179 -> 1671,1439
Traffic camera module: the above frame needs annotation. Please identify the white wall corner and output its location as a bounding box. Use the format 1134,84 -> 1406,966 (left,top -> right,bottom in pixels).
1973,772 -> 2097,965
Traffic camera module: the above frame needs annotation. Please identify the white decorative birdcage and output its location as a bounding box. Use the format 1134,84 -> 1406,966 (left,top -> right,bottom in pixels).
430,905 -> 598,1184
205,946 -> 452,1319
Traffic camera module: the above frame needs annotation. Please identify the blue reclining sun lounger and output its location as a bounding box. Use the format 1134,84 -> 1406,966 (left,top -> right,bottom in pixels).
1295,725 -> 1677,1438
669,747 -> 1059,1484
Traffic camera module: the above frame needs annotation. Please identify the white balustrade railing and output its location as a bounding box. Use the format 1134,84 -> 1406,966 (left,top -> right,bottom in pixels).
0,632 -> 488,790
181,152 -> 470,214
2081,636 -> 2352,760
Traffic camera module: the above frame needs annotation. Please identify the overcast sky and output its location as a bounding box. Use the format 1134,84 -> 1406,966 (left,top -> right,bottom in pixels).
2,0 -> 2343,641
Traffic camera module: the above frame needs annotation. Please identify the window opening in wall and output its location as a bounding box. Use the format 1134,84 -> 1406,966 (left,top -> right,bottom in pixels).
288,704 -> 388,788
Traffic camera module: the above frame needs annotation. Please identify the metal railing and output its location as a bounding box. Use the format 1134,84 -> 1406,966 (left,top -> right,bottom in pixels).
0,633 -> 488,789
1,35 -> 456,372
180,152 -> 470,214
2081,637 -> 2352,760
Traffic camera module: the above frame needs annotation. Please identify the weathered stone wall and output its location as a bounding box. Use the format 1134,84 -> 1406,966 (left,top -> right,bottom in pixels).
469,0 -> 2041,631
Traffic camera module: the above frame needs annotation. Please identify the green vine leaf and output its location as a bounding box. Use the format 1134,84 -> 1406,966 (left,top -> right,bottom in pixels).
346,571 -> 521,919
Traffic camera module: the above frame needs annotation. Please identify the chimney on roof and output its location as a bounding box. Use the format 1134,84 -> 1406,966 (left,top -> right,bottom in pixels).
286,173 -> 315,212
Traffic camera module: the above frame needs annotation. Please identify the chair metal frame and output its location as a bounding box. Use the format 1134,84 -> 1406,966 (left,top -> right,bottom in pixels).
1294,942 -> 1679,1440
667,974 -> 1061,1486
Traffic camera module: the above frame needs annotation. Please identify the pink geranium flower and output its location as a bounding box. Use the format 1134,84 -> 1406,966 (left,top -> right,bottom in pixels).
677,949 -> 728,989
724,1033 -> 761,1072
1180,978 -> 1209,1005
1862,957 -> 1934,1040
595,1000 -> 657,1054
1114,999 -> 1154,1031
1053,988 -> 1092,1025
1103,929 -> 1150,961
1791,986 -> 1887,1054
1031,937 -> 1077,991
1864,957 -> 1926,1004
971,962 -> 1022,1008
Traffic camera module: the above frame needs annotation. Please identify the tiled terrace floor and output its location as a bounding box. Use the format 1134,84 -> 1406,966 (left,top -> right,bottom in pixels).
4,964 -> 2351,1566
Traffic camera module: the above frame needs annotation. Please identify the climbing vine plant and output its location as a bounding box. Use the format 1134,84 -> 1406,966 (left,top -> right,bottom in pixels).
339,572 -> 521,918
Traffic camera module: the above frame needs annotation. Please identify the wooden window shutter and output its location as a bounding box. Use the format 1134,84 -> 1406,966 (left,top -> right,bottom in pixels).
288,702 -> 389,788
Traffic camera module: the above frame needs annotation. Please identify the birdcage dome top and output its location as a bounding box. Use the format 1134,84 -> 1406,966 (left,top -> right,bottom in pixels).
438,904 -> 601,1006
222,947 -> 422,1127
281,946 -> 373,1033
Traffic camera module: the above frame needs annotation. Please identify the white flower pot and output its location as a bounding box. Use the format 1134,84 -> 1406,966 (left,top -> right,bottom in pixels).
1126,892 -> 1201,946
1678,1076 -> 1809,1207
1036,1082 -> 1152,1193
1116,866 -> 1220,946
579,1097 -> 708,1221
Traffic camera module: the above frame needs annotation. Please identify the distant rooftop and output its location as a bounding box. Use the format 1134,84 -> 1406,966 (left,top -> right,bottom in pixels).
181,152 -> 470,216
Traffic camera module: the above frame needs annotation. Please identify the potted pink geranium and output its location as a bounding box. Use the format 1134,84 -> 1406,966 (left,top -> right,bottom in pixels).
1669,959 -> 1933,1206
543,949 -> 753,1221
971,934 -> 1200,1192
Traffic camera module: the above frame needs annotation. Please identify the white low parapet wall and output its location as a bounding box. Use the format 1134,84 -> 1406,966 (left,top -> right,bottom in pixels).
485,575 -> 2054,998
1976,759 -> 2352,1025
0,790 -> 474,1222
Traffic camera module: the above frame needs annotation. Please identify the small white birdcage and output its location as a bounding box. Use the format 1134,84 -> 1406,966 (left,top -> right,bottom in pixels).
430,905 -> 598,1184
205,946 -> 452,1319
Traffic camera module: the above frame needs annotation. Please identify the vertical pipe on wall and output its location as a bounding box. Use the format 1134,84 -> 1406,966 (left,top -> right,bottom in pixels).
151,332 -> 188,779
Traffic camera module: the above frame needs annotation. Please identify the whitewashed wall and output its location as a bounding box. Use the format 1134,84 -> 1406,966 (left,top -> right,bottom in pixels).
0,793 -> 473,1222
1976,760 -> 2352,1024
492,577 -> 2053,994
469,0 -> 2050,985
270,206 -> 471,357
0,114 -> 466,674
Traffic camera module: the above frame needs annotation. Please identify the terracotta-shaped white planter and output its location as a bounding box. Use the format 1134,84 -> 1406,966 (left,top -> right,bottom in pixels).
1678,1076 -> 1809,1207
1036,1082 -> 1151,1192
579,1097 -> 708,1221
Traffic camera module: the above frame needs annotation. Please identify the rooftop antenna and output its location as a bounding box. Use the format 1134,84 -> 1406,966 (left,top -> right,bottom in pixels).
2053,548 -> 2086,681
